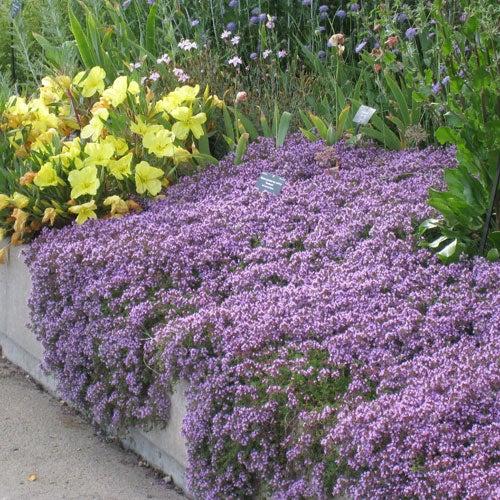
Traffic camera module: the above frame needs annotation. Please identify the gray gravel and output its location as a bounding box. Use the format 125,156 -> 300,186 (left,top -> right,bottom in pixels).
0,355 -> 184,500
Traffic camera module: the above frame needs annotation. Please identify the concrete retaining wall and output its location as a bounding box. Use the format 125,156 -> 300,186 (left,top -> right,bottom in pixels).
0,244 -> 190,495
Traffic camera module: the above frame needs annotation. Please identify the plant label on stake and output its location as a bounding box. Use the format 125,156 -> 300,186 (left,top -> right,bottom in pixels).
10,0 -> 22,18
353,105 -> 376,134
255,172 -> 286,195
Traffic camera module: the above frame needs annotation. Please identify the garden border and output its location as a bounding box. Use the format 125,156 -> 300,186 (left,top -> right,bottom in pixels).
0,244 -> 191,496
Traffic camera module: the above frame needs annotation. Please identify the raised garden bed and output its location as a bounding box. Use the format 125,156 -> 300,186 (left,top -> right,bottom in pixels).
2,136 -> 499,498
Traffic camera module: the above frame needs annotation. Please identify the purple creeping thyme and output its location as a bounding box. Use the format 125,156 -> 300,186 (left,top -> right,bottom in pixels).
25,135 -> 499,498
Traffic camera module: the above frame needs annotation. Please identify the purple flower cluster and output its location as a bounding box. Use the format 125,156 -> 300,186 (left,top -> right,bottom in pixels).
25,135 -> 500,498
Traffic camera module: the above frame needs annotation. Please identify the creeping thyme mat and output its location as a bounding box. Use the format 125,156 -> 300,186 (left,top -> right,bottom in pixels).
26,135 -> 500,499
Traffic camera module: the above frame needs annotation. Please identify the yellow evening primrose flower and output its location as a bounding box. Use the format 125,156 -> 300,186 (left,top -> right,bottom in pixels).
69,200 -> 98,225
130,116 -> 150,136
103,195 -> 129,217
0,194 -> 11,210
63,137 -> 82,158
42,207 -> 57,226
102,75 -> 128,107
74,66 -> 106,98
142,128 -> 176,158
170,107 -> 207,140
84,141 -> 115,167
127,80 -> 140,95
68,166 -> 100,199
33,162 -> 64,188
135,161 -> 164,196
81,108 -> 109,141
11,192 -> 30,209
5,96 -> 28,115
171,84 -> 200,105
107,153 -> 133,180
102,135 -> 129,156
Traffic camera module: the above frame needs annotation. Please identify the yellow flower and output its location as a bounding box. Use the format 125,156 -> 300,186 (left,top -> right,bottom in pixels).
68,166 -> 100,199
84,141 -> 115,167
0,194 -> 10,210
69,200 -> 98,225
127,80 -> 140,95
152,95 -> 179,115
103,195 -> 129,217
42,207 -> 57,226
142,128 -> 176,157
73,66 -> 106,98
130,116 -> 150,136
11,192 -> 30,209
102,135 -> 129,156
171,84 -> 200,105
34,162 -> 64,188
170,107 -> 207,140
5,96 -> 28,115
81,108 -> 109,141
107,153 -> 133,180
135,161 -> 164,196
102,75 -> 128,107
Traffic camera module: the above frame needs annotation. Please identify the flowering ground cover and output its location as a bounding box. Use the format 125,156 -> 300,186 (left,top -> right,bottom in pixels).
25,135 -> 500,498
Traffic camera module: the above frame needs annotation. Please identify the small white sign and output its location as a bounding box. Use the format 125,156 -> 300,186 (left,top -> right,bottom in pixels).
353,105 -> 376,125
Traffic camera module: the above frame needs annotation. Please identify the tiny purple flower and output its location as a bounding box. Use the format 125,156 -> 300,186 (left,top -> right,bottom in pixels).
336,9 -> 346,18
441,75 -> 450,85
302,0 -> 312,5
228,0 -> 238,6
405,27 -> 417,39
350,3 -> 360,11
355,40 -> 367,53
431,81 -> 441,94
226,22 -> 236,31
319,5 -> 329,12
318,50 -> 326,58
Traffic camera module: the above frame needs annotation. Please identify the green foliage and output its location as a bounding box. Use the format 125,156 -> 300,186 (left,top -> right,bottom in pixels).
419,0 -> 500,262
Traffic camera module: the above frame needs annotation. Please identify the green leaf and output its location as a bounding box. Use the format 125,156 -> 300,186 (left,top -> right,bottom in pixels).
222,106 -> 235,143
428,235 -> 448,248
308,114 -> 328,140
487,231 -> 500,250
276,111 -> 292,148
435,126 -> 458,145
383,70 -> 410,127
258,107 -> 272,138
145,4 -> 158,54
300,128 -> 319,142
234,133 -> 249,165
335,104 -> 351,141
237,114 -> 259,142
69,7 -> 95,68
438,238 -> 458,261
486,248 -> 500,261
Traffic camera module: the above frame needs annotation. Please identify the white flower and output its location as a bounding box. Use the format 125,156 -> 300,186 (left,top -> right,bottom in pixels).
262,49 -> 272,59
221,30 -> 231,40
227,56 -> 243,67
157,54 -> 171,65
178,39 -> 198,51
277,50 -> 287,58
149,72 -> 160,81
231,35 -> 240,46
173,68 -> 190,83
